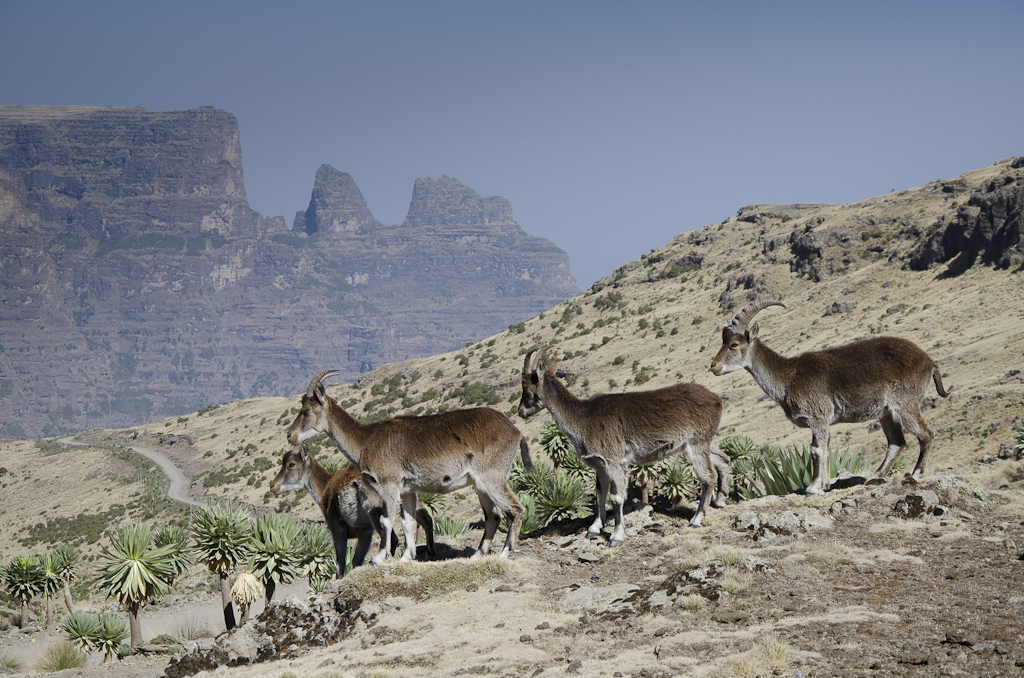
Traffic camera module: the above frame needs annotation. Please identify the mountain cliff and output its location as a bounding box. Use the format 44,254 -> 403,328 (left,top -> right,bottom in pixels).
0,106 -> 579,438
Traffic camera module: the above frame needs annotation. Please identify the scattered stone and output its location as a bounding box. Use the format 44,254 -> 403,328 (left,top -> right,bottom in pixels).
711,610 -> 749,624
897,651 -> 929,665
519,634 -> 532,643
742,509 -> 835,541
566,659 -> 583,673
536,621 -> 550,630
578,553 -> 602,564
893,491 -> 944,519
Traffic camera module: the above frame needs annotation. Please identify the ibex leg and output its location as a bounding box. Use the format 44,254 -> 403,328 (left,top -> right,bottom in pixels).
804,425 -> 831,494
872,411 -> 907,481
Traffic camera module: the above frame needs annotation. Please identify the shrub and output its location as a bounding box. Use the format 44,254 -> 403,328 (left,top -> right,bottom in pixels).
447,381 -> 500,407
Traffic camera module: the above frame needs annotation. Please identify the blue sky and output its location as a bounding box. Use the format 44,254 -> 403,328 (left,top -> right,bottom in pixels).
2,1 -> 1022,288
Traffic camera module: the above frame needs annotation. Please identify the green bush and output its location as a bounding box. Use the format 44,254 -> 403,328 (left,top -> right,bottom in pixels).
447,381 -> 500,407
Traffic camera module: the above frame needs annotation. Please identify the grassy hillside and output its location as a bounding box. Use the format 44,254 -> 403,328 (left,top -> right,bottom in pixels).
2,156 -> 1022,607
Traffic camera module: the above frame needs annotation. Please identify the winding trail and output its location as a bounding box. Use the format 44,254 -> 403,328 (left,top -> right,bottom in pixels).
61,436 -> 204,507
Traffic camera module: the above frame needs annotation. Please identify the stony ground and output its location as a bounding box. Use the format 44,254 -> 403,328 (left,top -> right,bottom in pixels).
6,468 -> 1020,678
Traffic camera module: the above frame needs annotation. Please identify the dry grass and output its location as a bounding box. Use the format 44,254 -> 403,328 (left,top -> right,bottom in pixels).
35,640 -> 87,672
337,556 -> 517,602
0,649 -> 25,673
716,633 -> 794,677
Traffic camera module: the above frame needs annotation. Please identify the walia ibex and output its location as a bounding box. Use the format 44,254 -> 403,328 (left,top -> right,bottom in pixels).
270,444 -> 436,577
287,370 -> 532,564
519,348 -> 730,545
710,299 -> 954,494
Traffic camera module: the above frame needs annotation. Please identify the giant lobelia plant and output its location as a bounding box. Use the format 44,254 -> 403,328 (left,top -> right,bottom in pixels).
95,523 -> 176,646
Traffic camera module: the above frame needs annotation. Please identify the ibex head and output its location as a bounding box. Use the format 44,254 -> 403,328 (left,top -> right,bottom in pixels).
710,299 -> 785,376
287,370 -> 338,445
518,347 -> 554,419
270,444 -> 311,495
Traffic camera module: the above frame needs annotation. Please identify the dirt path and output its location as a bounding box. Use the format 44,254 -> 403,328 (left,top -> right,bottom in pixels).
61,436 -> 204,507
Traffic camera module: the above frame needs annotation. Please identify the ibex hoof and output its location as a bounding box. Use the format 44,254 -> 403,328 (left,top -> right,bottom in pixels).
607,538 -> 623,548
585,530 -> 602,540
711,496 -> 727,509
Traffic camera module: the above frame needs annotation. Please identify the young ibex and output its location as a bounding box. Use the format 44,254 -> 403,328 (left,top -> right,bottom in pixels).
270,445 -> 436,577
287,370 -> 532,564
710,299 -> 954,494
519,348 -> 730,545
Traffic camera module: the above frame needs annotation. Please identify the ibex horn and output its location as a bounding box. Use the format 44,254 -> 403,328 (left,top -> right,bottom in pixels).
728,299 -> 786,332
523,347 -> 547,375
306,369 -> 339,397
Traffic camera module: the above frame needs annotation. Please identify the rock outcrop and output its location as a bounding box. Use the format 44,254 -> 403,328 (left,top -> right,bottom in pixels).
0,106 -> 579,437
909,157 -> 1024,273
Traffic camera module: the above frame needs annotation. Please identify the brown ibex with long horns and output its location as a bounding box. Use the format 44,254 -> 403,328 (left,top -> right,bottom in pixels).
519,348 -> 730,545
287,370 -> 532,564
710,299 -> 954,494
270,445 -> 435,577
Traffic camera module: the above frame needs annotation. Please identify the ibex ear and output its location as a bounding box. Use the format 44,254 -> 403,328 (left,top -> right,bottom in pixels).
299,445 -> 310,462
748,323 -> 760,340
546,358 -> 558,374
314,383 -> 326,406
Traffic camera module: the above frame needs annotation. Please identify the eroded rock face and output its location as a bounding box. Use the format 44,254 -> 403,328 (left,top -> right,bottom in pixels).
909,157 -> 1024,273
0,106 -> 580,437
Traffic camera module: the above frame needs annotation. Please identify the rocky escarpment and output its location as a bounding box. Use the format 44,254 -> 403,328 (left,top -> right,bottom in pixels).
909,156 -> 1024,274
0,106 -> 579,438
285,167 -> 579,360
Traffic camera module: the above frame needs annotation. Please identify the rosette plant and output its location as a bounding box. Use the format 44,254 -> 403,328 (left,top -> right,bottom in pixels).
2,554 -> 45,628
297,522 -> 335,594
95,523 -> 176,647
53,544 -> 82,614
62,610 -> 100,654
190,502 -> 252,631
248,513 -> 301,604
153,524 -> 191,589
39,552 -> 63,628
95,612 -> 130,662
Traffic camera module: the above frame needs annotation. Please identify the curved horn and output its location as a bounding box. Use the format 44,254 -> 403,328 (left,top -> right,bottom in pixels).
306,369 -> 339,397
523,348 -> 540,375
523,347 -> 548,375
728,299 -> 786,332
